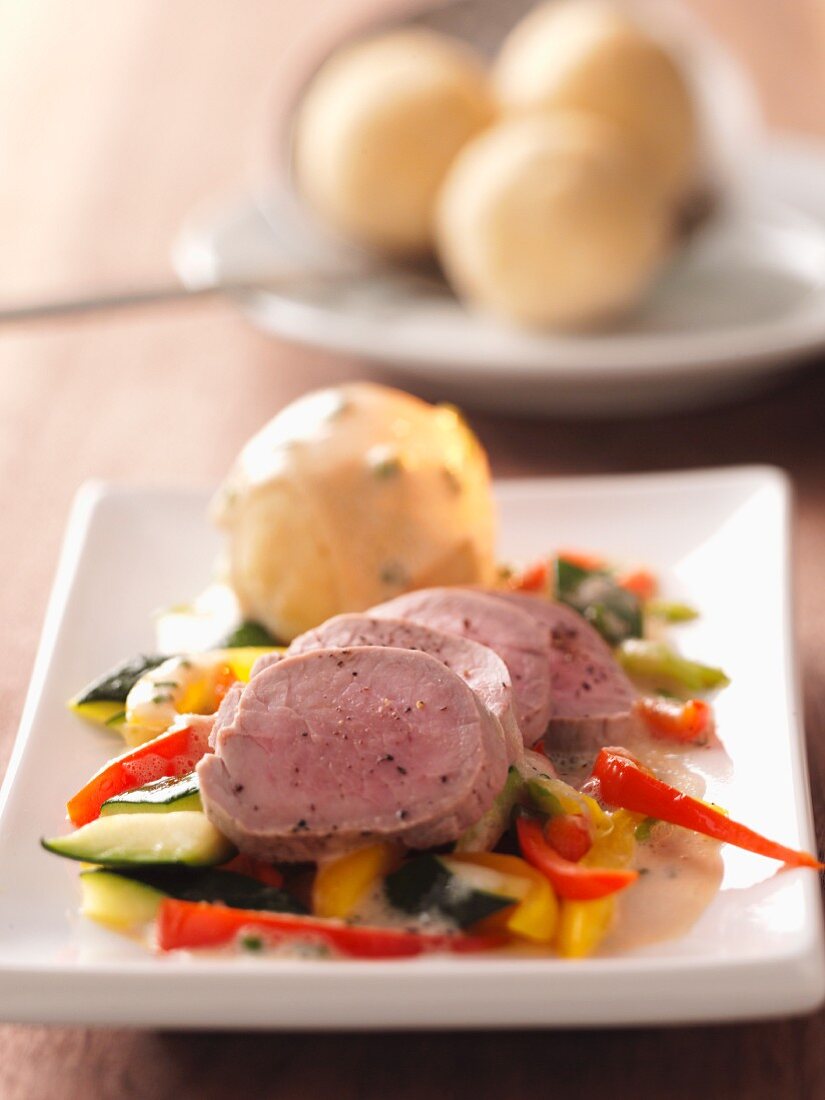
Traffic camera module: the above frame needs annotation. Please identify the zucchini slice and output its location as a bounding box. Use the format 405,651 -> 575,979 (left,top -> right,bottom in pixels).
100,772 -> 202,815
117,867 -> 307,914
42,811 -> 234,867
79,867 -> 307,930
80,869 -> 166,931
384,854 -> 520,928
454,767 -> 524,853
69,654 -> 166,728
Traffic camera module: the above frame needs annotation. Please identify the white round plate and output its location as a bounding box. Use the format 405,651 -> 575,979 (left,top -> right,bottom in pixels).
174,138 -> 825,417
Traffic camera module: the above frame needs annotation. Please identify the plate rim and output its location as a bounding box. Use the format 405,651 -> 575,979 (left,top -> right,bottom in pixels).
1,466 -> 823,1028
172,139 -> 825,380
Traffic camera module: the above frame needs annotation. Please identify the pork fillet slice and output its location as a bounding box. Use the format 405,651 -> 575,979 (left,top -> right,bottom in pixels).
197,646 -> 509,861
287,613 -> 522,763
488,592 -> 638,752
369,588 -> 552,746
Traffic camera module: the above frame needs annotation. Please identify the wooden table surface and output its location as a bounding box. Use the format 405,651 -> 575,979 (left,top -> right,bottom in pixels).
1,2 -> 824,1097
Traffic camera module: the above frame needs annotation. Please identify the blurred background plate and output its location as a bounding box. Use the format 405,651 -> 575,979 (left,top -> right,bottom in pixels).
173,137 -> 825,418
172,0 -> 825,418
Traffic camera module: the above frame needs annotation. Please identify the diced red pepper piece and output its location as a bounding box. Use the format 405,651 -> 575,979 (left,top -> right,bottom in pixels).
509,560 -> 549,593
545,813 -> 592,862
516,817 -> 638,900
635,697 -> 714,744
617,569 -> 658,600
66,720 -> 211,827
220,854 -> 284,888
156,899 -> 504,957
592,748 -> 823,869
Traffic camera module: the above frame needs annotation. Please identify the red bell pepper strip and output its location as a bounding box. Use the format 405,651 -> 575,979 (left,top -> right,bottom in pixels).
220,854 -> 284,888
156,899 -> 504,957
635,697 -> 713,744
545,813 -> 592,863
593,748 -> 823,869
516,817 -> 638,900
67,720 -> 211,827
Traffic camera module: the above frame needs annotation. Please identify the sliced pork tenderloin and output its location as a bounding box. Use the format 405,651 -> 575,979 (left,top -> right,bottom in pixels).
286,613 -> 522,763
487,591 -> 638,753
197,646 -> 510,862
369,588 -> 552,746
207,680 -> 244,749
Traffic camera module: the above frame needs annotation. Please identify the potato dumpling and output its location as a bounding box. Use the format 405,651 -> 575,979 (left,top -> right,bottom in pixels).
493,1 -> 698,204
436,112 -> 668,329
212,383 -> 496,640
293,29 -> 494,256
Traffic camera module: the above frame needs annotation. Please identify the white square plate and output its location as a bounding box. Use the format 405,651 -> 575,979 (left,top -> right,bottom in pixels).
1,468 -> 822,1028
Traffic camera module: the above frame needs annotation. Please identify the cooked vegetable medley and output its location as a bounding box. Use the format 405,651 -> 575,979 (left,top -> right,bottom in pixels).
47,550 -> 821,961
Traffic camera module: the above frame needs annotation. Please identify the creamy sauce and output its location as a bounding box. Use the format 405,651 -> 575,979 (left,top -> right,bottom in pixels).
556,730 -> 727,955
355,880 -> 459,936
605,825 -> 723,952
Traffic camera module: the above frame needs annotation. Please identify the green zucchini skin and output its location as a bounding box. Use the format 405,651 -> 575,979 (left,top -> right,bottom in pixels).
100,772 -> 202,815
384,855 -> 516,928
41,811 -> 234,867
454,766 -> 523,853
79,868 -> 306,930
80,869 -> 166,930
115,867 -> 308,914
73,653 -> 167,706
217,621 -> 282,648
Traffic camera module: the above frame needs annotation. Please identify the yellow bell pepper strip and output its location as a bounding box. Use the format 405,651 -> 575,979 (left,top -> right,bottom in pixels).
66,719 -> 211,827
156,899 -> 505,957
450,853 -> 558,945
517,817 -> 639,900
525,774 -> 610,838
222,646 -> 283,681
583,808 -> 638,868
592,748 -> 823,869
616,639 -> 729,693
312,843 -> 400,919
556,897 -> 617,959
635,697 -> 714,744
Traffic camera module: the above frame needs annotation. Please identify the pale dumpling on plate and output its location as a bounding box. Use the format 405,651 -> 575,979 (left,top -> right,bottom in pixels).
493,0 -> 699,206
212,383 -> 497,641
294,28 -> 494,256
436,111 -> 669,329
